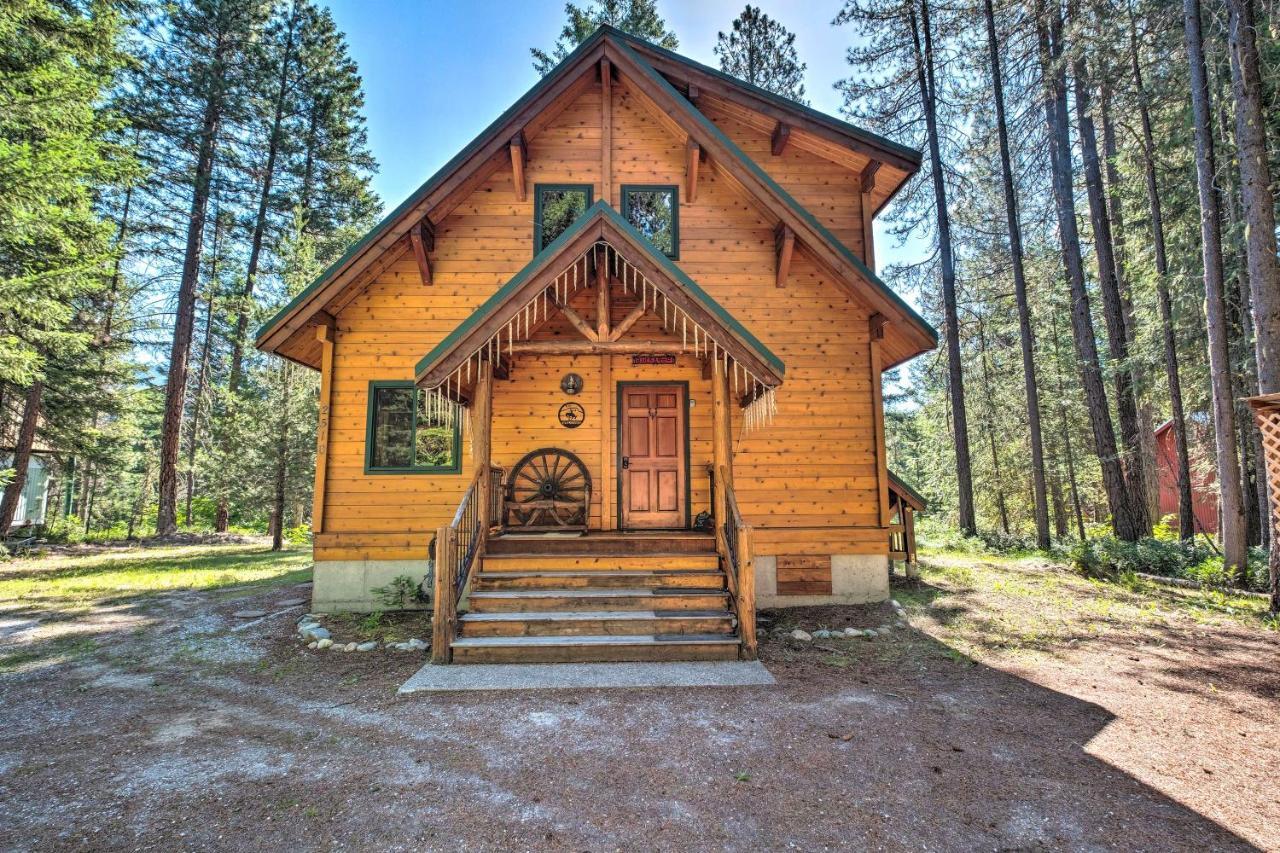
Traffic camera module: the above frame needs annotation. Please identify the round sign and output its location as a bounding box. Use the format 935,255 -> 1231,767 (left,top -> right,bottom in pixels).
558,402 -> 585,429
561,373 -> 583,395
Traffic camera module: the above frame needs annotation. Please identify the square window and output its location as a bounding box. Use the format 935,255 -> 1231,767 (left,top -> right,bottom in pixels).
534,184 -> 593,253
366,382 -> 460,473
621,185 -> 678,258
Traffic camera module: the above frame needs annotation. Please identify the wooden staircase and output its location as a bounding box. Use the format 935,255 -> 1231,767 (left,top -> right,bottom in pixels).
449,532 -> 742,663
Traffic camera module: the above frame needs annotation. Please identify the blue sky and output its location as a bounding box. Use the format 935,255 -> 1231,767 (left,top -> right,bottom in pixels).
321,0 -> 922,274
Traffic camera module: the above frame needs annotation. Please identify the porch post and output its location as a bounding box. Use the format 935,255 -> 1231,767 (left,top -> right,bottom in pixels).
711,358 -> 732,533
311,321 -> 335,534
474,361 -> 494,534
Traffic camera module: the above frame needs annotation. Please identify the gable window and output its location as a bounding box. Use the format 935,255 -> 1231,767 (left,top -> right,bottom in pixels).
365,381 -> 460,473
621,185 -> 679,258
534,184 -> 593,253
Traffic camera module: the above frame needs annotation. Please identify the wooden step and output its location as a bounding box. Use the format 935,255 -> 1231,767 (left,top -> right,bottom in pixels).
472,570 -> 726,591
458,609 -> 735,637
467,588 -> 730,613
450,633 -> 741,664
487,532 -> 715,556
481,553 -> 720,572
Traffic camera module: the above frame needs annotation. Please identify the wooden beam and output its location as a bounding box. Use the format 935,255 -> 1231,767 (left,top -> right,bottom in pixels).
552,297 -> 600,342
610,301 -> 646,341
596,246 -> 609,339
860,159 -> 882,194
770,121 -> 791,156
686,84 -> 701,105
869,312 -> 890,527
711,359 -> 732,541
509,131 -> 527,202
409,221 -> 433,286
600,59 -> 612,206
311,323 -> 335,534
600,354 -> 613,530
474,362 -> 494,532
511,340 -> 683,355
685,139 -> 700,203
774,224 -> 794,288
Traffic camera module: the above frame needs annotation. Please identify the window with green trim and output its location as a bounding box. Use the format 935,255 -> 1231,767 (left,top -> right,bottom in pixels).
365,381 -> 460,473
534,184 -> 593,253
621,185 -> 678,258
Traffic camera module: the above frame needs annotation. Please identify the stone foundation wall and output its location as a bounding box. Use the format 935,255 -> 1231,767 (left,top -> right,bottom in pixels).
311,560 -> 430,613
752,554 -> 889,608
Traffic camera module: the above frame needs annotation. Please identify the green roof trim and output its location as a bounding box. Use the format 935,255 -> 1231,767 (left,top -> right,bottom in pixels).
414,201 -> 784,381
607,35 -> 938,346
607,28 -> 920,167
889,470 -> 927,510
255,28 -> 615,345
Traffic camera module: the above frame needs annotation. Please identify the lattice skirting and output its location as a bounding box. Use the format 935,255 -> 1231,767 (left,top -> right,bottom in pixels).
1247,393 -> 1280,539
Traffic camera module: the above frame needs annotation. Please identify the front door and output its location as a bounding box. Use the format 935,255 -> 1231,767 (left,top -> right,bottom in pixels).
620,384 -> 687,529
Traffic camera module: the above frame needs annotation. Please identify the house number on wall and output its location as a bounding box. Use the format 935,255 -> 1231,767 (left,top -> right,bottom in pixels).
558,402 -> 585,429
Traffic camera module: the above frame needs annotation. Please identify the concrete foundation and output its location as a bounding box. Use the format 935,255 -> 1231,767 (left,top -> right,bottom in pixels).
753,553 -> 889,608
311,560 -> 430,613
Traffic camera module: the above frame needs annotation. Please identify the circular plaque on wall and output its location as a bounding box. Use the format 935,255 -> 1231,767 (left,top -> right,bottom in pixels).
558,402 -> 585,429
561,373 -> 583,395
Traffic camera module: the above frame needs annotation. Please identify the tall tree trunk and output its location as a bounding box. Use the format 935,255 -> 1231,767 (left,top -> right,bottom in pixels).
983,0 -> 1050,546
1051,311 -> 1088,541
271,362 -> 291,551
1036,2 -> 1140,541
911,0 -> 976,535
1050,472 -> 1069,538
185,276 -> 217,527
1071,51 -> 1150,538
0,382 -> 43,535
976,320 -> 1010,534
227,3 -> 299,394
1183,0 -> 1248,577
1227,0 -> 1280,605
157,42 -> 230,537
1128,7 -> 1194,539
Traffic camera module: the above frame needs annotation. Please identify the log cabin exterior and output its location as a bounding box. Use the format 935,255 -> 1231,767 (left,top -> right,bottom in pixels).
255,27 -> 935,664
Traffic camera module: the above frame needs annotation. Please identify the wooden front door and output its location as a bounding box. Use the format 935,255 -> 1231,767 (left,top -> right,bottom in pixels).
620,384 -> 687,529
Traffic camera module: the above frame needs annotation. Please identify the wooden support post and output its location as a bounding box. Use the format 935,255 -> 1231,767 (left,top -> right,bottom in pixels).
431,525 -> 456,664
711,358 -> 732,533
509,132 -> 527,202
474,362 -> 493,534
859,160 -> 880,270
774,224 -> 794,288
600,354 -> 612,530
685,139 -> 700,203
904,507 -> 918,579
869,313 -> 890,528
596,246 -> 610,339
409,221 -> 433,286
600,59 -> 612,207
311,322 -> 335,534
736,522 -> 756,659
770,121 -> 791,156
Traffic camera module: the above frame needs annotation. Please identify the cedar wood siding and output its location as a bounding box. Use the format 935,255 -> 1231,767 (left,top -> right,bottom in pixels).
314,78 -> 886,562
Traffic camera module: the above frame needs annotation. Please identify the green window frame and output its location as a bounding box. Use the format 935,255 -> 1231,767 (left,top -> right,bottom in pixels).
533,183 -> 594,254
364,380 -> 462,474
621,184 -> 679,259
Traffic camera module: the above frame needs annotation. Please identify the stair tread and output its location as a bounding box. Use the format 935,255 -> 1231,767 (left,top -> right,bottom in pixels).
484,551 -> 715,558
452,633 -> 738,647
460,609 -> 730,621
478,570 -> 721,577
469,588 -> 727,598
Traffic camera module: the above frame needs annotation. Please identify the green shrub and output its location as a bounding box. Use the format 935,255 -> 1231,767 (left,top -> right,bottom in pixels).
372,574 -> 426,610
1070,536 -> 1274,591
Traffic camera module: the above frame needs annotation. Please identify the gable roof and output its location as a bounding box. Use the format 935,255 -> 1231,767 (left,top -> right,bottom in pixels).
415,201 -> 784,389
888,471 -> 927,511
256,25 -> 936,369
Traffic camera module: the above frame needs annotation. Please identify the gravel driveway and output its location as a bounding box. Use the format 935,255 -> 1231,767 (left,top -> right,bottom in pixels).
1,560 -> 1275,851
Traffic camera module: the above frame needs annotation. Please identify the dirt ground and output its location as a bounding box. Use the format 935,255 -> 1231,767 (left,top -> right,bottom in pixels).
1,550 -> 1277,851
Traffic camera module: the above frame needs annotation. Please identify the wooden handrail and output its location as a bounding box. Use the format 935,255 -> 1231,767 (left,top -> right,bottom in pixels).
716,464 -> 756,660
431,464 -> 499,664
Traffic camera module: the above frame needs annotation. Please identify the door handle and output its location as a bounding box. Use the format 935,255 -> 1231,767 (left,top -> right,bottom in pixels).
621,456 -> 630,469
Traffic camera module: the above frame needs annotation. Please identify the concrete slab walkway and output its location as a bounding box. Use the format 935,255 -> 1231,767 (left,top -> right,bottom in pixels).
398,660 -> 776,693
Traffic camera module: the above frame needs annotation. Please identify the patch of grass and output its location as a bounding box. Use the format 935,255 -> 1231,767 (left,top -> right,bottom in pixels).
0,636 -> 99,673
0,544 -> 311,609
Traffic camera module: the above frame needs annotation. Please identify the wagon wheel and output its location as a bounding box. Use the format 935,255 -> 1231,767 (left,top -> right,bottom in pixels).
506,448 -> 591,529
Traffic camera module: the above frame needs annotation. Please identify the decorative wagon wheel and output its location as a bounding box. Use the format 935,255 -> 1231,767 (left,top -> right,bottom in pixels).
505,448 -> 592,531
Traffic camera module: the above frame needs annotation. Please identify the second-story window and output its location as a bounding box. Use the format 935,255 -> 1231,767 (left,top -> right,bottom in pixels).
621,185 -> 678,258
534,184 -> 593,253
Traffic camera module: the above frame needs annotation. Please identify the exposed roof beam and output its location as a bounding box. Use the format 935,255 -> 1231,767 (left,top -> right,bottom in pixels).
774,224 -> 794,289
409,220 -> 433,286
770,121 -> 791,156
861,159 -> 882,194
685,139 -> 700,203
552,297 -> 600,342
509,131 -> 527,202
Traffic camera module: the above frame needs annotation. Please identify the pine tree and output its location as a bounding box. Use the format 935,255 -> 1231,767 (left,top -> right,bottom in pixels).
714,6 -> 808,103
531,0 -> 678,75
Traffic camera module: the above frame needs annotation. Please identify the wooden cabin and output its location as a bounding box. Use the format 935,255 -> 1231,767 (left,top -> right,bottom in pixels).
255,27 -> 935,664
